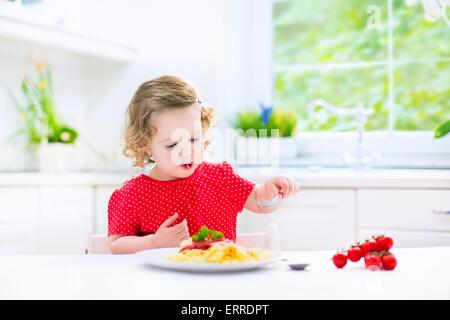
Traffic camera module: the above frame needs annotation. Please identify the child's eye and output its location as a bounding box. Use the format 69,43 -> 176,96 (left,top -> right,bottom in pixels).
166,142 -> 177,149
166,138 -> 198,149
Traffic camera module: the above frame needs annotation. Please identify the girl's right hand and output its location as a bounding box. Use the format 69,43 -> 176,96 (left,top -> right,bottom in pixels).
154,213 -> 190,247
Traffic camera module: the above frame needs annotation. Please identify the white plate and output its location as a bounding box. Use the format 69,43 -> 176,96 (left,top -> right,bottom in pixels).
135,247 -> 279,273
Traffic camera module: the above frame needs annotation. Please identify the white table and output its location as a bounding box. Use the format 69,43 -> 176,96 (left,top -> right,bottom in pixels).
1,247 -> 449,299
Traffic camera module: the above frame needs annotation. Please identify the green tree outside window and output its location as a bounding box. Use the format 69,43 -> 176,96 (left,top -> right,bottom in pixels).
273,0 -> 450,132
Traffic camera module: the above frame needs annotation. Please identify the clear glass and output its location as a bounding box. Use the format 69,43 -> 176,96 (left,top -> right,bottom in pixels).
394,61 -> 450,131
274,67 -> 389,131
273,0 -> 388,65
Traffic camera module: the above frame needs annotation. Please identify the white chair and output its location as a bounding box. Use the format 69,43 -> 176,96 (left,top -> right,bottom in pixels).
86,223 -> 280,254
86,234 -> 111,254
235,223 -> 281,253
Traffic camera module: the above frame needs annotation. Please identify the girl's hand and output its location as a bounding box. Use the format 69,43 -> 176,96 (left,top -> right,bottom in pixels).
154,213 -> 190,247
261,175 -> 300,200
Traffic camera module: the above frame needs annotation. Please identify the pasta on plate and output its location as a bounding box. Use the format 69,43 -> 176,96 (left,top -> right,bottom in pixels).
165,226 -> 272,264
166,242 -> 271,264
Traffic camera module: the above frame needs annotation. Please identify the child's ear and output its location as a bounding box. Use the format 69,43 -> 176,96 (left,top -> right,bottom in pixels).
147,148 -> 155,162
146,146 -> 153,158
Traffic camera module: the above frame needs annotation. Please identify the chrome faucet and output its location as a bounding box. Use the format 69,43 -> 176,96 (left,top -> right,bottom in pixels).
306,99 -> 381,168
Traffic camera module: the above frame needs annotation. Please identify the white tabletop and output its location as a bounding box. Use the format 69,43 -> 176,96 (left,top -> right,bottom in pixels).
1,246 -> 449,300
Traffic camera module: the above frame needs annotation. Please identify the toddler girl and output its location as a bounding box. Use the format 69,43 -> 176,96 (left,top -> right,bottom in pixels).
108,75 -> 299,254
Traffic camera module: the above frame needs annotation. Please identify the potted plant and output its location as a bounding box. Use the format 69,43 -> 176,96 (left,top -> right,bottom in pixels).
10,59 -> 78,172
232,103 -> 298,164
434,120 -> 450,139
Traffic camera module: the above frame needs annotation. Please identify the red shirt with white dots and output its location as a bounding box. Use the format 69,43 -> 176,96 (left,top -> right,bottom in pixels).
108,161 -> 255,241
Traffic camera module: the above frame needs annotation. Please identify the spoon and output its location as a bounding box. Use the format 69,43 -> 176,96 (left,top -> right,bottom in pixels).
257,193 -> 282,208
256,182 -> 302,208
279,258 -> 311,270
287,263 -> 310,270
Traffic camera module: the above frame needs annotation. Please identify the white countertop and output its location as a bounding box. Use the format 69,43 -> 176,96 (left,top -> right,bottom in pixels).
1,247 -> 449,299
0,168 -> 449,188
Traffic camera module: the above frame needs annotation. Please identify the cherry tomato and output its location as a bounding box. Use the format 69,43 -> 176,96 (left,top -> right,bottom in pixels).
376,236 -> 394,251
364,254 -> 381,271
332,252 -> 348,269
381,253 -> 397,270
361,239 -> 379,254
347,246 -> 363,262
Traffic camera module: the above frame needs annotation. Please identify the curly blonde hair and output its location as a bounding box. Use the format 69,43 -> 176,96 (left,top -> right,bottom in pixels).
123,75 -> 215,167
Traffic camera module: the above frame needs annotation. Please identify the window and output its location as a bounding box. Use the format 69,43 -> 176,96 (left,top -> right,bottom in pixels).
273,0 -> 450,133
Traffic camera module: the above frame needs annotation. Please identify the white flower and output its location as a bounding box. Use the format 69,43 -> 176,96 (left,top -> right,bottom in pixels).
422,0 -> 444,22
60,131 -> 70,142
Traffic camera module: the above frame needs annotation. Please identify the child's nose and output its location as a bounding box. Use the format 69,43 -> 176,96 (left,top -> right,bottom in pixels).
179,142 -> 192,158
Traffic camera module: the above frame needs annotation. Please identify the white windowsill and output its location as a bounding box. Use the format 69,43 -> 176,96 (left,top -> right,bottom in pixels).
233,131 -> 450,169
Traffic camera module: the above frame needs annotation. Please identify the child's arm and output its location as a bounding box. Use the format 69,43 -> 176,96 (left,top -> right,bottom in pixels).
244,176 -> 299,214
108,213 -> 189,254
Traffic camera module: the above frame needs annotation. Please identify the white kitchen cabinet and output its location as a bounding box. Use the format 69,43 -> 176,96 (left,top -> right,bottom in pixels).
359,228 -> 450,248
239,189 -> 356,251
0,188 -> 40,254
0,187 -> 39,223
1,170 -> 449,254
0,223 -> 39,254
39,187 -> 94,254
358,189 -> 450,246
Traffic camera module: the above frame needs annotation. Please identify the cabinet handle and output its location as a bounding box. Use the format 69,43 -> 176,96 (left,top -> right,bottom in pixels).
432,209 -> 450,215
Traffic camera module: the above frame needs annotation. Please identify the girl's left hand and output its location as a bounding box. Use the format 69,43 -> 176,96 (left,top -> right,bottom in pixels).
265,175 -> 300,200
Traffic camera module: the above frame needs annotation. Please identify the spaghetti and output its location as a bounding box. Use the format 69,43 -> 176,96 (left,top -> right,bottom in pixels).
166,241 -> 271,264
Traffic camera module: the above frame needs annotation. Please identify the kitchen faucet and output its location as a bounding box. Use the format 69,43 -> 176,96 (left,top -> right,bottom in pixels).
306,99 -> 381,169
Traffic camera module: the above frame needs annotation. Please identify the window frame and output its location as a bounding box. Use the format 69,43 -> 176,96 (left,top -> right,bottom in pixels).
261,0 -> 450,165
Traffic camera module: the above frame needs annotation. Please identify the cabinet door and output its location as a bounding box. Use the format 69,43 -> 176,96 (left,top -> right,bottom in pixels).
0,187 -> 39,223
95,187 -> 117,235
359,228 -> 450,248
240,189 -> 356,251
39,187 -> 94,254
0,224 -> 39,254
358,189 -> 450,231
0,188 -> 40,254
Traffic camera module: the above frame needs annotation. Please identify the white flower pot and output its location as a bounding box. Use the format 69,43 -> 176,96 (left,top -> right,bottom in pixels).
235,136 -> 298,165
37,142 -> 74,172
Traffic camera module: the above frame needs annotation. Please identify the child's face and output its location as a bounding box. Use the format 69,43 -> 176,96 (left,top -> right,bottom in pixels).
149,103 -> 204,179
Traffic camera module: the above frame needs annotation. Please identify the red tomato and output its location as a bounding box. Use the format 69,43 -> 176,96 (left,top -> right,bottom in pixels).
361,239 -> 379,254
347,246 -> 363,262
332,252 -> 348,269
364,254 -> 381,271
376,236 -> 394,251
381,253 -> 397,270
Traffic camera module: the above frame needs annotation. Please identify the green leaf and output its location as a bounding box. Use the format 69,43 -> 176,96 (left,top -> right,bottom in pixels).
191,226 -> 224,242
232,109 -> 298,137
434,120 -> 450,138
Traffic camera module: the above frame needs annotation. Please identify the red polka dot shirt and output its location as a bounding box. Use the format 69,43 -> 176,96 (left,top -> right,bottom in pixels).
108,161 -> 255,241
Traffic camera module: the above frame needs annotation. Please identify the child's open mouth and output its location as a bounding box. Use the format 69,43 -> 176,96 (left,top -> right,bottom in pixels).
181,162 -> 194,170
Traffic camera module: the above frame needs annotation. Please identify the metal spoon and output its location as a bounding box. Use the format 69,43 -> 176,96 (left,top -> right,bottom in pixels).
280,258 -> 310,270
256,182 -> 302,208
257,193 -> 282,208
287,263 -> 310,270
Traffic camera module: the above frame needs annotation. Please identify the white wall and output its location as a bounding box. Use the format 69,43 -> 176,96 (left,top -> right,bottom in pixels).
0,0 -> 261,172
